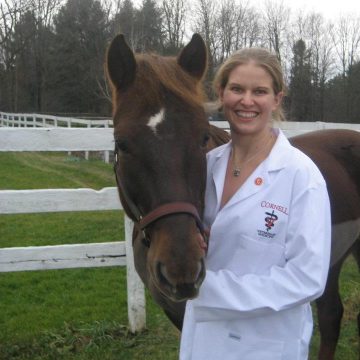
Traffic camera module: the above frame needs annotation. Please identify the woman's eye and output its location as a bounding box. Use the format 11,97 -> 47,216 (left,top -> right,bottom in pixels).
231,86 -> 242,93
255,89 -> 267,95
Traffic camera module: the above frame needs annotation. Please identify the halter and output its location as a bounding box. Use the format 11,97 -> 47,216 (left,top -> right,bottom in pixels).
114,155 -> 207,249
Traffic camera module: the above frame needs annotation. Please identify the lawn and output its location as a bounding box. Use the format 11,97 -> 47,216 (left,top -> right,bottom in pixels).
0,152 -> 358,359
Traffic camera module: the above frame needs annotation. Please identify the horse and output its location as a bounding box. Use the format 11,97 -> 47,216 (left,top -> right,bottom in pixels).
290,129 -> 360,360
106,33 -> 229,328
106,34 -> 359,359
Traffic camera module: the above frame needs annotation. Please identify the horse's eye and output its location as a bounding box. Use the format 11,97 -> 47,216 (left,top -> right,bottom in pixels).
115,139 -> 130,154
201,133 -> 210,148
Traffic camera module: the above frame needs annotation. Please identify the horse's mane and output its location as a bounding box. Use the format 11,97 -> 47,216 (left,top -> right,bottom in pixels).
135,53 -> 206,109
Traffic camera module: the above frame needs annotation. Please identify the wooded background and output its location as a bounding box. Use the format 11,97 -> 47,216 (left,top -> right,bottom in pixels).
1,0 -> 360,123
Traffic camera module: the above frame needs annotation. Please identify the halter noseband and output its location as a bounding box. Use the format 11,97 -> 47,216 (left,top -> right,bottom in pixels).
114,160 -> 206,248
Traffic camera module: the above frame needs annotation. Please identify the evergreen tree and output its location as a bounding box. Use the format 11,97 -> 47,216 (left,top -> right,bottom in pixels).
348,61 -> 360,123
48,0 -> 109,113
289,39 -> 312,121
136,0 -> 163,52
13,10 -> 54,112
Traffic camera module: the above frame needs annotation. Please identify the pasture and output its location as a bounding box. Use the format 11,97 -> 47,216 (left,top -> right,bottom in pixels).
0,151 -> 358,359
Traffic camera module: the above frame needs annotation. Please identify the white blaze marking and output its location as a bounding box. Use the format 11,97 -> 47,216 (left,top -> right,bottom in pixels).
147,108 -> 165,134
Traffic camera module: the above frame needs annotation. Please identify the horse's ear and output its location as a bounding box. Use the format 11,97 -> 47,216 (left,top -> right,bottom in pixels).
177,33 -> 207,80
106,34 -> 137,91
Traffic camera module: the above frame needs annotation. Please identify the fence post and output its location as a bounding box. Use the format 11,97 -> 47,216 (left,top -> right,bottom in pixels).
85,122 -> 90,160
104,121 -> 110,163
124,215 -> 146,333
67,119 -> 72,156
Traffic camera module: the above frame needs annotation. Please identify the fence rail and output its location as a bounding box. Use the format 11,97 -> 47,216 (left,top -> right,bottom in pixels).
0,112 -> 113,163
0,112 -> 112,128
0,242 -> 126,272
0,126 -> 145,333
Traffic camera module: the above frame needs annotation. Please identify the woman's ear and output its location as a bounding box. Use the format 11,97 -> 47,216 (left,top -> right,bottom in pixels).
273,91 -> 284,108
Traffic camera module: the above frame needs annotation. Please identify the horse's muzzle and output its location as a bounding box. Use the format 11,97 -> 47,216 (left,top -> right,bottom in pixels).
155,258 -> 206,302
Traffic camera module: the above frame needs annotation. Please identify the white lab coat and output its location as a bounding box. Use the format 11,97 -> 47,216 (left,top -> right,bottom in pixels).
179,129 -> 331,360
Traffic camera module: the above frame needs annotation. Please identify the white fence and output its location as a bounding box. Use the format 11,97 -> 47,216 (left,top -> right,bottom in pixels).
0,126 -> 145,333
0,112 -> 112,128
1,113 -> 360,334
3,110 -> 360,138
211,119 -> 360,137
0,112 -> 113,162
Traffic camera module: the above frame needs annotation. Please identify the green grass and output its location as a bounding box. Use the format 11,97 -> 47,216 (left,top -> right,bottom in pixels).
0,152 -> 179,359
309,257 -> 359,359
0,152 -> 358,359
0,152 -> 115,190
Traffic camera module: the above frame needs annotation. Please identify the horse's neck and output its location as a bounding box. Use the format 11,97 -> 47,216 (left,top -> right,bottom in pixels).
208,124 -> 230,150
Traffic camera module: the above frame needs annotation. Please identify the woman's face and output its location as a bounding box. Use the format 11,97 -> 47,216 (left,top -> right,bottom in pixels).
220,62 -> 283,138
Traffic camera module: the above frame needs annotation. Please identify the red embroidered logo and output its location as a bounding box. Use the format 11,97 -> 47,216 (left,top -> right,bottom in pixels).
265,210 -> 278,231
261,201 -> 289,215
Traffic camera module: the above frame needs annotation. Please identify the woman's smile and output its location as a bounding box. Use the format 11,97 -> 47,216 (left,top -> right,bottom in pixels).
234,110 -> 259,119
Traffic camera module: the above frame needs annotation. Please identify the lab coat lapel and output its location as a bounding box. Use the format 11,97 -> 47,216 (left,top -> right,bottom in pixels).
224,162 -> 270,210
211,143 -> 231,213
221,129 -> 291,211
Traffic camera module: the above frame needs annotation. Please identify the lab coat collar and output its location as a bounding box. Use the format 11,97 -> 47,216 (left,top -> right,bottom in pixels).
210,128 -> 293,211
265,128 -> 293,172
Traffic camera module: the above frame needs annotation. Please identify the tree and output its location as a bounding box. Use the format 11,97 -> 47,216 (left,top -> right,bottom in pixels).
306,13 -> 334,121
136,0 -> 163,52
262,0 -> 290,64
237,5 -> 262,48
112,0 -> 139,50
161,0 -> 187,54
289,39 -> 312,121
14,0 -> 60,112
12,10 -> 38,111
191,0 -> 218,92
215,0 -> 237,64
330,15 -> 360,121
0,0 -> 30,111
48,0 -> 109,113
348,60 -> 360,123
291,11 -> 334,121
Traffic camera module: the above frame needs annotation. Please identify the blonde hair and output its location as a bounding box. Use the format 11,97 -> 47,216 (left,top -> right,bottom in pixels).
213,48 -> 286,121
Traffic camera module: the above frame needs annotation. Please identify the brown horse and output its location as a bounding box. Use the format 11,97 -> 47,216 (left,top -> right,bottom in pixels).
290,130 -> 360,360
106,35 -> 359,359
106,33 -> 229,328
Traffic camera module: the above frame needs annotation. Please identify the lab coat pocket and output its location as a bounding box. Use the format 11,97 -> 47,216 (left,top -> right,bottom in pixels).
227,334 -> 284,360
192,321 -> 284,360
231,235 -> 285,275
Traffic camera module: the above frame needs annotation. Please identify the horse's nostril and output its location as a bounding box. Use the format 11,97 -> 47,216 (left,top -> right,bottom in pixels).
156,262 -> 179,296
156,262 -> 174,288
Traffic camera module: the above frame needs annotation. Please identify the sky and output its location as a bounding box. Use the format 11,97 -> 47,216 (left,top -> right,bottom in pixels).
273,0 -> 360,20
129,0 -> 360,22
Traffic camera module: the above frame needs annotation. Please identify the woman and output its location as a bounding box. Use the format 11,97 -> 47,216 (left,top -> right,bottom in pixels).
179,48 -> 331,359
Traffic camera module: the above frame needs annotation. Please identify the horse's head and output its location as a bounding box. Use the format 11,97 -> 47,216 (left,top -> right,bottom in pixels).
106,34 -> 209,302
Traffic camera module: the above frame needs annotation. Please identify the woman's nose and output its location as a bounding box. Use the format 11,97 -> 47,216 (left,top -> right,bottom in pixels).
240,91 -> 254,105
